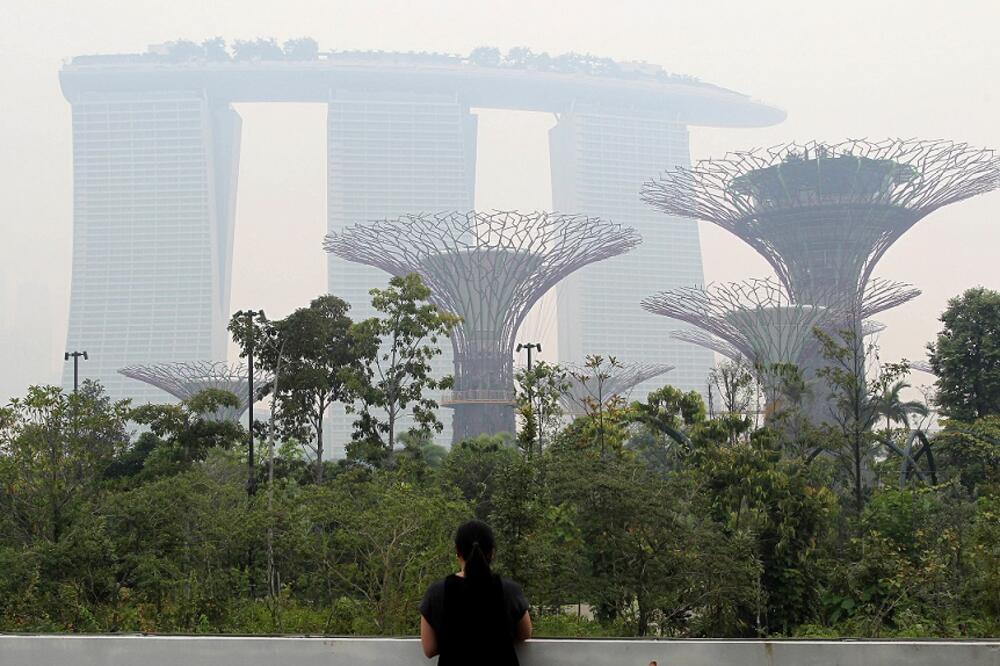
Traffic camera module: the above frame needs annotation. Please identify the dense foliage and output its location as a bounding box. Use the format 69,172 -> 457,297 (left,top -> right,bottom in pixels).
1,283 -> 998,637
928,287 -> 1000,422
81,38 -> 701,86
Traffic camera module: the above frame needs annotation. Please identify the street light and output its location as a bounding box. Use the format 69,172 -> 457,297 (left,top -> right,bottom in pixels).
516,342 -> 541,370
516,342 -> 543,456
64,351 -> 88,393
233,309 -> 265,497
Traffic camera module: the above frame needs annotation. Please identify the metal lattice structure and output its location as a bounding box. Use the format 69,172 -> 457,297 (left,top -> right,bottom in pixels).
667,278 -> 910,358
642,139 -> 1000,307
562,362 -> 675,417
118,361 -> 269,421
855,278 -> 922,319
670,328 -> 744,362
671,319 -> 885,364
642,278 -> 843,378
324,210 -> 641,442
861,319 -> 888,338
642,278 -> 917,388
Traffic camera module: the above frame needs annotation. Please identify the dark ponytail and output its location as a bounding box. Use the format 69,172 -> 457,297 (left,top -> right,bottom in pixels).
455,520 -> 496,583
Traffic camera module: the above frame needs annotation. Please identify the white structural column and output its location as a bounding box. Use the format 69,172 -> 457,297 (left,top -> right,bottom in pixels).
63,90 -> 241,403
550,105 -> 713,397
326,91 -> 478,451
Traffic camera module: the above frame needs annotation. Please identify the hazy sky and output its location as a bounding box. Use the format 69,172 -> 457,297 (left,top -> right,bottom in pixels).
1,0 -> 998,402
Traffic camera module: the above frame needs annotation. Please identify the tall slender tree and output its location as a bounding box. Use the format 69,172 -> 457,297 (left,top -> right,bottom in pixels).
514,361 -> 568,458
271,295 -> 358,482
815,327 -> 907,516
346,274 -> 458,466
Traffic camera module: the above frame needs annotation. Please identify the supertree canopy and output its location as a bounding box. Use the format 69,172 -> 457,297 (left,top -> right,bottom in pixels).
562,361 -> 674,417
642,277 -> 918,393
118,361 -> 270,421
641,139 -> 1000,307
643,278 -> 843,380
324,210 -> 640,442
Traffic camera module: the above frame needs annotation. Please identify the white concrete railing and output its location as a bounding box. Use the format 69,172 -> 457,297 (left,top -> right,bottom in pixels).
2,635 -> 999,666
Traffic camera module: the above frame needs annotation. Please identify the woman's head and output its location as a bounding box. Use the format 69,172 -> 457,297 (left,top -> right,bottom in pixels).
455,520 -> 495,581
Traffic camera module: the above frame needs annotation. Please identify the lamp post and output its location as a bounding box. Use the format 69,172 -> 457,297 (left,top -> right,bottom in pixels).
516,342 -> 542,455
516,342 -> 541,370
64,351 -> 88,393
234,309 -> 264,497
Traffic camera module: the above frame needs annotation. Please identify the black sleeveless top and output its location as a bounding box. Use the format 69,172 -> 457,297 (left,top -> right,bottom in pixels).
420,574 -> 528,666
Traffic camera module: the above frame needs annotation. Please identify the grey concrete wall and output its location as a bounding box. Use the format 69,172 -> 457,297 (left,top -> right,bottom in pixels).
2,635 -> 999,666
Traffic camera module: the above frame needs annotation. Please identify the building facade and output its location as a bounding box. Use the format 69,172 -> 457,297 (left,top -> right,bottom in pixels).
58,49 -> 783,443
62,90 -> 240,403
550,106 -> 713,397
325,91 -> 477,452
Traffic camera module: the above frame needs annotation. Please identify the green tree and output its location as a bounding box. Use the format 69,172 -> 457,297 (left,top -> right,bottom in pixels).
0,382 -> 130,544
692,433 -> 837,635
632,383 -> 708,451
489,453 -> 585,617
320,472 -> 469,633
102,452 -> 256,630
933,416 -> 1000,495
815,327 -> 908,516
347,274 -> 458,466
545,432 -> 695,635
757,361 -> 813,446
631,396 -> 760,484
967,492 -> 1000,627
201,36 -> 229,61
232,37 -> 283,61
393,430 -> 448,472
927,287 -> 1000,421
440,434 -> 518,520
282,37 -> 319,60
164,39 -> 204,60
269,295 -> 358,482
468,46 -> 502,66
876,379 -> 930,434
227,307 -> 275,432
128,389 -> 245,480
567,355 -> 633,457
514,361 -> 568,457
823,486 -> 969,637
709,358 -> 757,427
0,507 -> 118,631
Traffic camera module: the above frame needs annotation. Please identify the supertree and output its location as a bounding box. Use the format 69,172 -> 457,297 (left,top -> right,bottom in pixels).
642,277 -> 918,398
642,139 -> 1000,309
670,319 -> 888,365
324,210 -> 640,442
562,361 -> 674,417
118,361 -> 270,421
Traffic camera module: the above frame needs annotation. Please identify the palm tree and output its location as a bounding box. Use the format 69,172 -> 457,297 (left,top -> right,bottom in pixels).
877,380 -> 930,433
